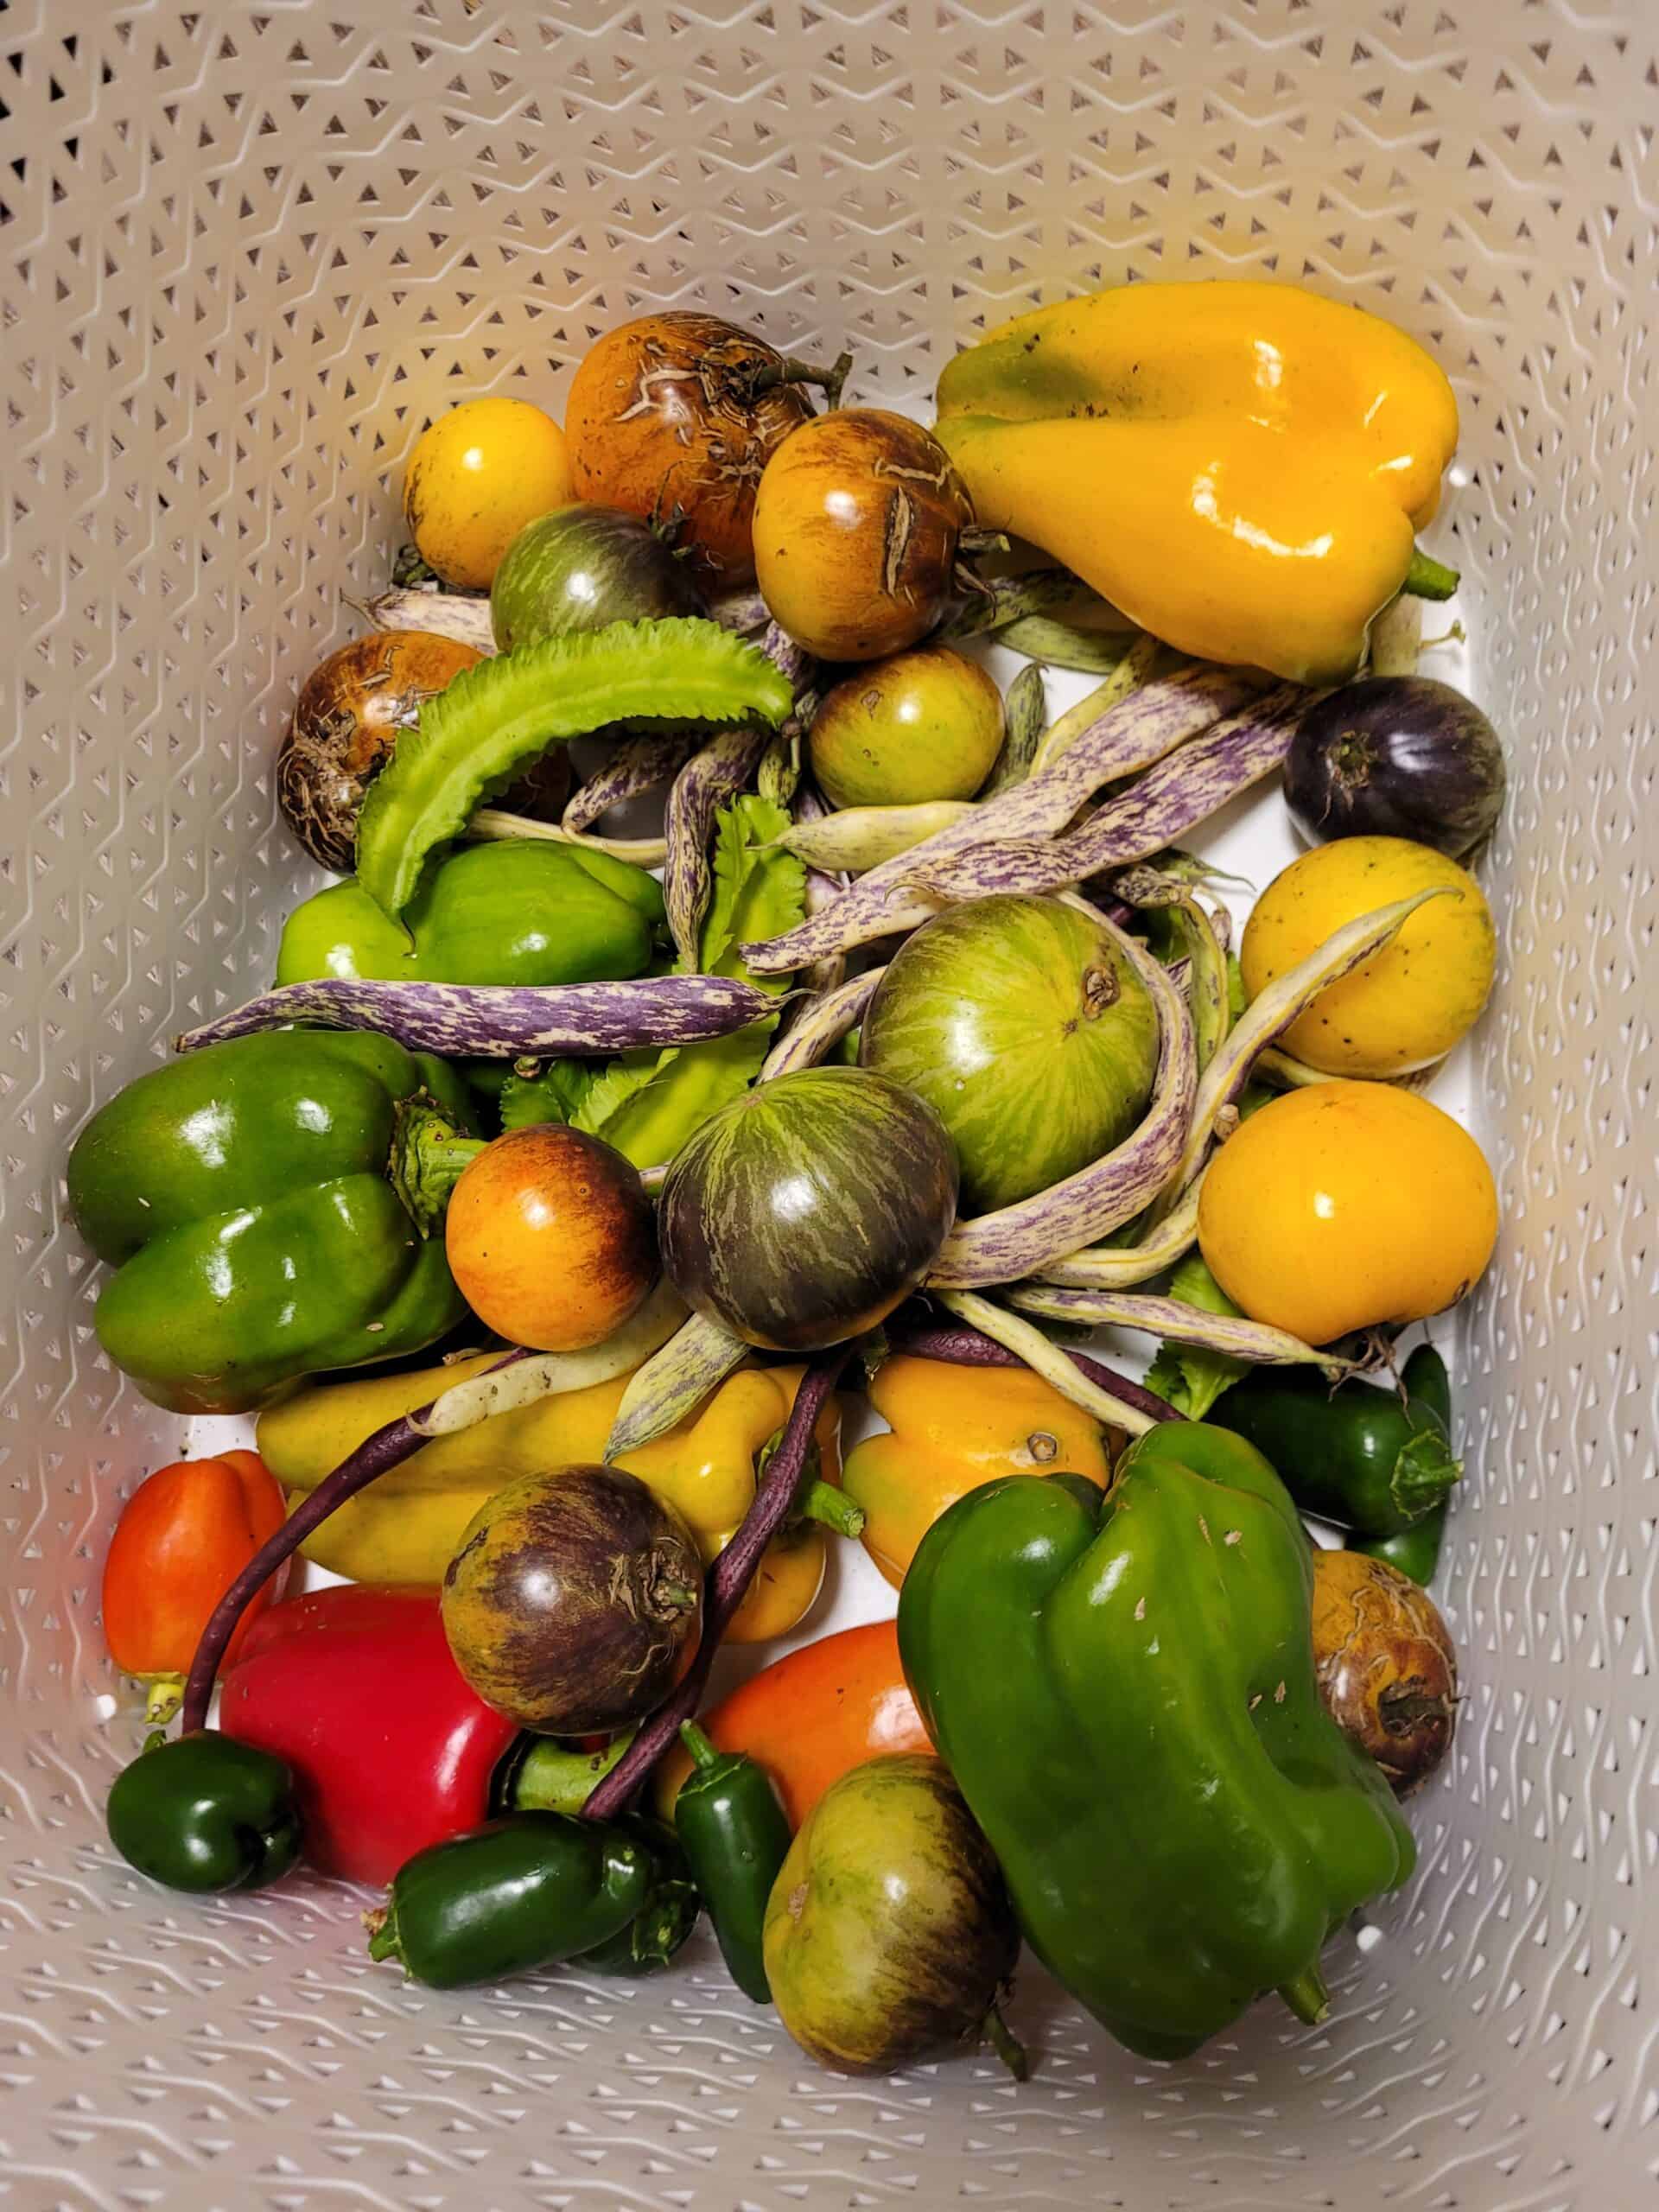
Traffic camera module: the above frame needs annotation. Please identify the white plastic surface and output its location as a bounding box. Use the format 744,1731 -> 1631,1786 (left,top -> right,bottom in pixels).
2,4 -> 1655,2208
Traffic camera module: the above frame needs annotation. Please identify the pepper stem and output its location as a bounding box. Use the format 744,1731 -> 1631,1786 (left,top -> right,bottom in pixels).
143,1674 -> 185,1728
678,1720 -> 722,1774
982,1999 -> 1031,2081
1279,1962 -> 1331,2027
389,1095 -> 486,1237
799,1478 -> 866,1541
363,1904 -> 401,1967
1402,546 -> 1460,601
1389,1427 -> 1463,1522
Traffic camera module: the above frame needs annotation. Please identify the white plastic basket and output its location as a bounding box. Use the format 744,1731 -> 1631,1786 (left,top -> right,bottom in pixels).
2,3 -> 1654,2205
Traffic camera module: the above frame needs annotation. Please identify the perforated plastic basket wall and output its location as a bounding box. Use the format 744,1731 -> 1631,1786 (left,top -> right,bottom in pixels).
3,3 -> 1655,2207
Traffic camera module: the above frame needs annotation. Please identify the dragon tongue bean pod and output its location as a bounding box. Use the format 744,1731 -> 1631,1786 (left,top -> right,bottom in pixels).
173,974 -> 783,1060
739,666 -> 1257,975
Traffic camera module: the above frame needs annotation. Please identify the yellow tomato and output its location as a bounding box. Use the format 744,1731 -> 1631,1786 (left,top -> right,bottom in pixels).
1241,836 -> 1495,1076
403,397 -> 573,588
1198,1082 -> 1497,1343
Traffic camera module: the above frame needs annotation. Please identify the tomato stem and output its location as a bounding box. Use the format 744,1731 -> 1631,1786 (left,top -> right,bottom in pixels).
742,348 -> 854,410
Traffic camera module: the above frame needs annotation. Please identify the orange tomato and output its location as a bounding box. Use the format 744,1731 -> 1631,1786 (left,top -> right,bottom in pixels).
102,1451 -> 289,1712
1198,1081 -> 1497,1343
444,1124 -> 658,1351
653,1619 -> 931,1829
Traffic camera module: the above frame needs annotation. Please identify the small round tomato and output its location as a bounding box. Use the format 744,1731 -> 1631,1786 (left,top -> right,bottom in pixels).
404,398 -> 574,589
445,1124 -> 658,1351
753,409 -> 971,661
1198,1081 -> 1497,1344
808,645 -> 1005,810
1242,836 -> 1495,1077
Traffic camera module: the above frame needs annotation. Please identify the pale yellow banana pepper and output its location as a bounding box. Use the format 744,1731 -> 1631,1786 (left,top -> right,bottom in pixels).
934,281 -> 1459,683
256,1357 -> 843,1643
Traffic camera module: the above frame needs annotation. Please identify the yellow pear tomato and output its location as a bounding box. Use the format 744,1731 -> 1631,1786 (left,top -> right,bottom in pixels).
403,397 -> 573,588
1241,836 -> 1495,1076
1198,1082 -> 1497,1344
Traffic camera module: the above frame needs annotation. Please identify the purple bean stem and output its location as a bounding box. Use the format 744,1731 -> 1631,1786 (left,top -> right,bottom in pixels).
582,1348 -> 849,1821
174,973 -> 783,1058
179,1349 -> 532,1732
889,1313 -> 1182,1427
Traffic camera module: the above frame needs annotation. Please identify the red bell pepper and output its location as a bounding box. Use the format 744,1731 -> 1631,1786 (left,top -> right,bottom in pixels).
219,1585 -> 518,1885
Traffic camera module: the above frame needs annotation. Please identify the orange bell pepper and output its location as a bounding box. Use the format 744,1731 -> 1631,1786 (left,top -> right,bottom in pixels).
101,1450 -> 289,1724
653,1619 -> 931,1829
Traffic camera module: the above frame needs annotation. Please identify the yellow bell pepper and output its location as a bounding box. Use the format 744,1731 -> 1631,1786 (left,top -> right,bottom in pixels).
934,281 -> 1459,683
842,1353 -> 1116,1586
257,1357 -> 844,1643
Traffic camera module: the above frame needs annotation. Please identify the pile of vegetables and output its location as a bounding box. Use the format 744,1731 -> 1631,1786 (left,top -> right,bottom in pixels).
84,282 -> 1506,2082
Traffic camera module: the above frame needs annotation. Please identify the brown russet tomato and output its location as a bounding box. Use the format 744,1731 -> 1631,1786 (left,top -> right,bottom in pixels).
444,1124 -> 658,1352
753,409 -> 973,661
566,312 -> 848,586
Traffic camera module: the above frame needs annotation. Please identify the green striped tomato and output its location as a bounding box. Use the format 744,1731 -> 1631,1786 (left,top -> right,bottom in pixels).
657,1066 -> 958,1351
860,894 -> 1158,1214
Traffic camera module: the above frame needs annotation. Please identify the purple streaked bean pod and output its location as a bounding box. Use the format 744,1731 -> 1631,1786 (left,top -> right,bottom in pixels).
740,666 -> 1258,974
932,1290 -> 1165,1434
889,1307 -> 1182,1426
791,776 -> 849,997
603,1310 -> 755,1462
563,726 -> 706,834
1005,1283 -> 1349,1376
174,973 -> 784,1059
908,684 -> 1304,905
925,913 -> 1197,1288
362,588 -> 496,653
1034,1172 -> 1205,1290
1162,887 -> 1451,1198
760,967 -> 885,1081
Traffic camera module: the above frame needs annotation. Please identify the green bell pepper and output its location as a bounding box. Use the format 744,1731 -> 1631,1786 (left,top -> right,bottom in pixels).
106,1731 -> 302,1894
899,1426 -> 1416,2061
67,1029 -> 477,1414
276,838 -> 666,990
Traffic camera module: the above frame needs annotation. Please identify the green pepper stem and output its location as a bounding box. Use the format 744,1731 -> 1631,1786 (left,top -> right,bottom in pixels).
982,2000 -> 1031,2081
1279,1962 -> 1331,2027
678,1720 -> 722,1774
799,1478 -> 866,1541
1389,1425 -> 1463,1522
1402,546 -> 1460,601
389,1095 -> 486,1236
363,1904 -> 400,1966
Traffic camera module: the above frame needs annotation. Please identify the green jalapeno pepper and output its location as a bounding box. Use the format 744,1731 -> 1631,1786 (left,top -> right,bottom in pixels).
106,1731 -> 303,1895
674,1721 -> 793,2002
1211,1344 -> 1459,1538
573,1815 -> 701,1976
365,1813 -> 652,1989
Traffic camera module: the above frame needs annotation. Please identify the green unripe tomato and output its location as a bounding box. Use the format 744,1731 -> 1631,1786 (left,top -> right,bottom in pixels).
807,646 -> 1004,810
